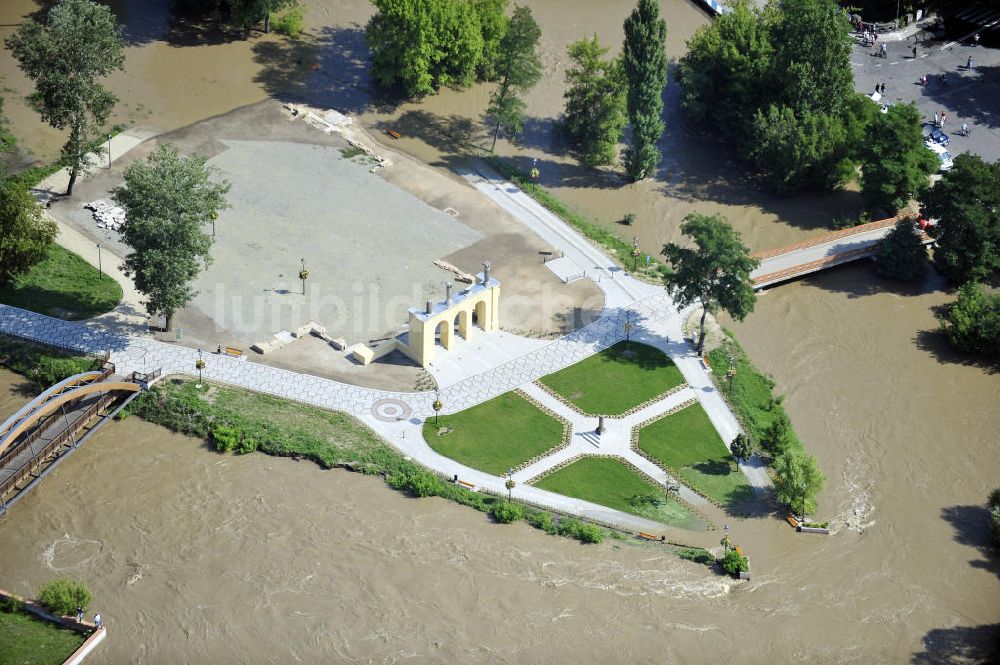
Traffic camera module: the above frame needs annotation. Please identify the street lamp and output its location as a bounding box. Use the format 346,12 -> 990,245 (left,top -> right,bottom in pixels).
726,354 -> 736,394
624,314 -> 633,349
631,235 -> 640,271
298,257 -> 309,295
95,243 -> 102,278
432,395 -> 443,425
505,468 -> 515,502
195,348 -> 205,387
800,482 -> 808,522
721,523 -> 731,551
210,210 -> 218,237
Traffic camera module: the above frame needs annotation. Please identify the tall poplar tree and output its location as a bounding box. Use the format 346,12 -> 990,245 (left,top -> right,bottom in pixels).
622,0 -> 667,181
561,35 -> 627,168
486,4 -> 541,151
5,0 -> 125,196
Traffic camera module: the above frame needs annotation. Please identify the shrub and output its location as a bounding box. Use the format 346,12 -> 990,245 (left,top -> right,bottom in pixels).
0,596 -> 24,613
37,578 -> 91,617
730,433 -> 753,461
937,283 -> 1000,359
677,548 -> 713,565
623,212 -> 636,225
491,501 -> 523,524
719,548 -> 748,576
388,468 -> 444,497
992,505 -> 1000,548
525,509 -> 557,534
557,518 -> 603,543
271,2 -> 304,38
211,423 -> 238,453
989,488 -> 1000,510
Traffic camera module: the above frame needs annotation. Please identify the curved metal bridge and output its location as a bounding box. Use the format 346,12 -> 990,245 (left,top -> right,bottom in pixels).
0,363 -> 152,514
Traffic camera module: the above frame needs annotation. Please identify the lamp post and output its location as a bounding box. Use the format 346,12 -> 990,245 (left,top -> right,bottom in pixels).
195,348 -> 205,387
726,354 -> 736,394
631,236 -> 640,271
721,523 -> 731,551
96,243 -> 102,278
800,482 -> 807,522
210,210 -> 218,237
298,258 -> 309,295
505,468 -> 515,502
432,396 -> 443,425
624,314 -> 633,350
107,133 -> 112,169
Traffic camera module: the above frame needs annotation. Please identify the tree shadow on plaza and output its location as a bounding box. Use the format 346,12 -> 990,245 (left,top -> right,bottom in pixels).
911,622 -> 1000,665
252,25 -> 395,116
916,63 -> 1000,133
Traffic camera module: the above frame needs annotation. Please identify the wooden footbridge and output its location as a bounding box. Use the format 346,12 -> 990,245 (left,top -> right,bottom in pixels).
0,361 -> 157,514
750,216 -> 933,289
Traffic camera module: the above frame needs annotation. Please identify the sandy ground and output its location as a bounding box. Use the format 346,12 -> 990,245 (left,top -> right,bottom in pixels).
45,100 -> 602,390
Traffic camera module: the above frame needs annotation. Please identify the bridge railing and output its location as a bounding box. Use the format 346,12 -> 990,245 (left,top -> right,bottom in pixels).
0,392 -> 117,501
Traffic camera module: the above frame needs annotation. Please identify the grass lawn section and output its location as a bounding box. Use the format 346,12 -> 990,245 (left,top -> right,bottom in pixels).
0,611 -> 85,665
533,456 -> 704,530
638,402 -> 755,510
0,245 -> 122,320
539,341 -> 684,415
707,331 -> 805,457
424,392 -> 564,475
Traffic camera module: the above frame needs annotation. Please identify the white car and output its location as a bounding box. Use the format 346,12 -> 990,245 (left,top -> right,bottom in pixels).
925,141 -> 953,171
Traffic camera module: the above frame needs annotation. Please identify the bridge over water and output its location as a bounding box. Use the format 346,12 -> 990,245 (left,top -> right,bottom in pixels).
0,364 -> 152,514
750,216 -> 932,289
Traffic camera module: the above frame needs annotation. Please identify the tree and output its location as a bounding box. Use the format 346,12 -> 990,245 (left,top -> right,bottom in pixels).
561,35 -> 627,168
622,0 -> 667,181
661,213 -> 759,354
0,178 -> 58,285
0,97 -> 14,157
366,0 -> 484,98
990,488 -> 1000,547
773,449 -> 825,516
860,104 -> 937,212
5,0 -> 125,196
730,433 -> 753,462
112,143 -> 230,331
228,0 -> 294,33
875,220 -> 928,281
937,282 -> 1000,359
472,0 -> 509,80
486,5 -> 541,151
761,414 -> 792,456
921,153 -> 1000,285
720,547 -> 749,575
38,578 -> 92,617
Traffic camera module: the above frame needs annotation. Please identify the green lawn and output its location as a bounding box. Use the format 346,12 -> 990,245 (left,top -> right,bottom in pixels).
539,341 -> 685,415
638,402 -> 755,511
533,456 -> 704,530
0,244 -> 122,320
0,611 -> 85,665
423,392 -> 565,475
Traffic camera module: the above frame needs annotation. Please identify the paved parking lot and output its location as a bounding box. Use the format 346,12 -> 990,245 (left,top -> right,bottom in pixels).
853,31 -> 1000,162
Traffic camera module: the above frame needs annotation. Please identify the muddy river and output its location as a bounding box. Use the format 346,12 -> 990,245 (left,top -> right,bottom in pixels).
1,0 -> 999,661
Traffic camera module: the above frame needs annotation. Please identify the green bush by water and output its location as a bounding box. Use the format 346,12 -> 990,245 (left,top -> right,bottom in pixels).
37,578 -> 91,617
0,334 -> 100,390
491,501 -> 523,523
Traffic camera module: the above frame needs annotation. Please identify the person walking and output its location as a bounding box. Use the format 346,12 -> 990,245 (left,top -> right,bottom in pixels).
961,122 -> 969,136
941,111 -> 947,126
934,112 -> 939,127
912,46 -> 917,59
76,607 -> 84,623
880,42 -> 887,58
974,33 -> 980,47
968,56 -> 974,70
94,613 -> 102,629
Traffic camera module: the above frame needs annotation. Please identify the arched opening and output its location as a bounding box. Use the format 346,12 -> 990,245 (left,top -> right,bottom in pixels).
435,316 -> 453,349
458,308 -> 473,340
474,300 -> 487,331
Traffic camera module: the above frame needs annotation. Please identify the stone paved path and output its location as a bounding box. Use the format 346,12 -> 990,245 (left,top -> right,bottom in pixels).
0,135 -> 772,544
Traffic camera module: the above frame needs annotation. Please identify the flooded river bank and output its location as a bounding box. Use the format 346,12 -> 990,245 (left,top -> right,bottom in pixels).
1,0 -> 999,661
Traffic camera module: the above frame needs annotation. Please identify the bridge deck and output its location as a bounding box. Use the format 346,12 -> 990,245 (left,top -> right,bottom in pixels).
750,216 -> 930,288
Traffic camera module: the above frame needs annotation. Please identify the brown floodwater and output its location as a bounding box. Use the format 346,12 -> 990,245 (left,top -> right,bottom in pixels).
1,0 -> 999,661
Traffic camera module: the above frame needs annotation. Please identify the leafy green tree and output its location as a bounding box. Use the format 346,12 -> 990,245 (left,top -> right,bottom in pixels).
228,0 -> 293,33
875,220 -> 928,281
486,4 -> 541,151
730,433 -> 753,462
677,0 -> 773,146
860,104 -> 937,212
5,0 -> 125,196
112,143 -> 230,331
761,414 -> 792,457
0,178 -> 58,285
561,35 -> 627,167
773,449 -> 825,516
661,213 -> 759,354
38,578 -> 92,617
749,104 -> 852,194
0,98 -> 14,157
622,0 -> 667,181
366,0 -> 484,97
472,0 -> 509,80
937,282 -> 1000,359
922,153 -> 1000,285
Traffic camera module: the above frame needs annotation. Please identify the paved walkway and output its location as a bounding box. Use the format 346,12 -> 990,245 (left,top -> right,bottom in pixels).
0,133 -> 772,545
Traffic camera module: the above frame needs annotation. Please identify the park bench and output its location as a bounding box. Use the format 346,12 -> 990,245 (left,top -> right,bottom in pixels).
385,129 -> 401,140
223,346 -> 243,358
637,532 -> 660,541
456,479 -> 476,490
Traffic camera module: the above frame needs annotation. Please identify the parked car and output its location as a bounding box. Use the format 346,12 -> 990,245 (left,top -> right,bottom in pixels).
925,141 -> 954,171
927,127 -> 950,146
